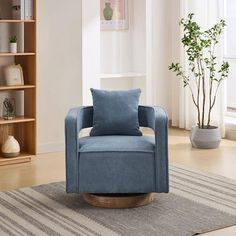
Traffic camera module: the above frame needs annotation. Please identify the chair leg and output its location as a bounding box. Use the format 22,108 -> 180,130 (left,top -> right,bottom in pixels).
83,193 -> 155,208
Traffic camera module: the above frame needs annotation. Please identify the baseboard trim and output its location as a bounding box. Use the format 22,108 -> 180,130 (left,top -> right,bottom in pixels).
37,141 -> 65,154
226,129 -> 236,140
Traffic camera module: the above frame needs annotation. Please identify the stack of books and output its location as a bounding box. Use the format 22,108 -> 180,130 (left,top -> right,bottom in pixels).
12,0 -> 33,20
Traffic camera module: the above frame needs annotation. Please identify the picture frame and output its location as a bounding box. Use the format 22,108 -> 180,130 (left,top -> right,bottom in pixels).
4,64 -> 24,86
101,0 -> 129,30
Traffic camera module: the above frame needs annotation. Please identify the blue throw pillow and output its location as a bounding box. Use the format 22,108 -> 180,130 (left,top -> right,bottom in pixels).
90,88 -> 142,136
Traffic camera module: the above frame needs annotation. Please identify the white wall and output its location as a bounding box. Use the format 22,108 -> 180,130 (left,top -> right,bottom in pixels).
37,0 -> 82,153
101,0 -> 131,74
36,0 -> 173,153
100,0 -> 147,104
149,0 -> 172,115
100,0 -> 146,74
99,0 -> 172,113
82,0 -> 100,105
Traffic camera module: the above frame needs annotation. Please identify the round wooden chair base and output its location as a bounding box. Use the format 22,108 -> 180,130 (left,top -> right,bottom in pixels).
83,193 -> 155,209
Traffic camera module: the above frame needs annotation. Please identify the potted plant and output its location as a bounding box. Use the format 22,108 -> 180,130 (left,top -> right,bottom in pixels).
9,35 -> 17,53
169,13 -> 230,149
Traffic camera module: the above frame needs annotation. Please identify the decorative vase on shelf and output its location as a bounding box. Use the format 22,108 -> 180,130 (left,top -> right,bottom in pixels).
10,43 -> 17,53
2,98 -> 16,120
1,135 -> 20,158
103,3 -> 113,21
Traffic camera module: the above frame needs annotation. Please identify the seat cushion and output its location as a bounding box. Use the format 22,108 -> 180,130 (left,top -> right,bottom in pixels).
78,135 -> 155,193
79,135 -> 155,153
90,88 -> 142,136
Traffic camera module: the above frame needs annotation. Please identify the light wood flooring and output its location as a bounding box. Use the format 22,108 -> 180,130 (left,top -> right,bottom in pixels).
0,128 -> 235,235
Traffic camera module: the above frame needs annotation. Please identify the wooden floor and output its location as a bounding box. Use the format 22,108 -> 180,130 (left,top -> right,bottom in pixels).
0,128 -> 235,235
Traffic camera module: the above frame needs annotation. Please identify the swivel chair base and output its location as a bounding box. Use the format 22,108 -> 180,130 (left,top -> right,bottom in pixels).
83,193 -> 155,208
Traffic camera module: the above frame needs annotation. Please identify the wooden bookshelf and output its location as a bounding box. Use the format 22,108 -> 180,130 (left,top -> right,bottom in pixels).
0,0 -> 37,166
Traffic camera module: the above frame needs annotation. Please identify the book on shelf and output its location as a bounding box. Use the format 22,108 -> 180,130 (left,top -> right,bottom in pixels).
12,0 -> 25,20
12,0 -> 33,20
24,0 -> 33,20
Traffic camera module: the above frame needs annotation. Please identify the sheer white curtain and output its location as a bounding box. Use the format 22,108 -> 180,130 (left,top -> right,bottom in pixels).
171,0 -> 226,135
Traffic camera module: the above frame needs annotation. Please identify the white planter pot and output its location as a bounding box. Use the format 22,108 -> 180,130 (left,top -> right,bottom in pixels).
190,126 -> 221,149
10,43 -> 17,53
1,135 -> 20,158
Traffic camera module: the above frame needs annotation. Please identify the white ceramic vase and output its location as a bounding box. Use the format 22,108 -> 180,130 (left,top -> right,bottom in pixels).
10,43 -> 17,53
1,135 -> 20,158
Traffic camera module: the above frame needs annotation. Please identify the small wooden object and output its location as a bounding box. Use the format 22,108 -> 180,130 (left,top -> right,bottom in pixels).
83,193 -> 155,208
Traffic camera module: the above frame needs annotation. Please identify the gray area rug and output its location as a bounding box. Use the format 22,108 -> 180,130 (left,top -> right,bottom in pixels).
0,164 -> 235,236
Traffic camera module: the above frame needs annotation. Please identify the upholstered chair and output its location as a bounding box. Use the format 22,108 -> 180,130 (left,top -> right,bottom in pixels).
65,105 -> 169,195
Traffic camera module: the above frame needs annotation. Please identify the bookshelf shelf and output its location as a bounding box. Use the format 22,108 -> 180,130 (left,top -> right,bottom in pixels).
0,0 -> 36,166
0,53 -> 35,57
0,20 -> 35,23
0,85 -> 35,91
0,153 -> 32,166
0,117 -> 35,125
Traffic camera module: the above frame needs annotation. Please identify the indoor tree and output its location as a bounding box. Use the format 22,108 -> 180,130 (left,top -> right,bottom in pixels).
169,13 -> 229,129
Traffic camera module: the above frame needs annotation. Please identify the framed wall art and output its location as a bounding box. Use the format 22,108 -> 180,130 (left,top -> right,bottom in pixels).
101,0 -> 129,30
4,64 -> 24,86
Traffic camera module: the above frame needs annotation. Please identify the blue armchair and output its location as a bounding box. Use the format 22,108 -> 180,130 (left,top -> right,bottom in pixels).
65,106 -> 169,194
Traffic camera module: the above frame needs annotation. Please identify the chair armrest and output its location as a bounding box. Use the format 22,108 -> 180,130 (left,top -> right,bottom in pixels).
138,106 -> 169,192
65,106 -> 93,192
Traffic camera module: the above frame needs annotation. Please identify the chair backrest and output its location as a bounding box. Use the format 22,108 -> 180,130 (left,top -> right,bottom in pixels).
84,105 -> 153,130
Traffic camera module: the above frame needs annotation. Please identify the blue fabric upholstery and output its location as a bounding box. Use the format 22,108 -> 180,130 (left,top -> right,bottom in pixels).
65,105 -> 169,193
79,135 -> 154,153
78,135 -> 155,193
90,88 -> 142,136
79,152 -> 155,193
